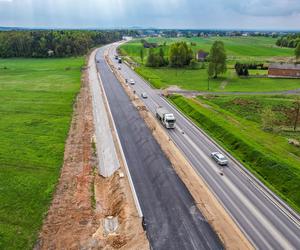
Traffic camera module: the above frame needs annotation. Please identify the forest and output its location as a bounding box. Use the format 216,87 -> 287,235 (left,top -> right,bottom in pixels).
0,30 -> 136,57
276,34 -> 300,48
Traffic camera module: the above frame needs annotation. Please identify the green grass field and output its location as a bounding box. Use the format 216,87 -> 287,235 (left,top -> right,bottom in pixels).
0,58 -> 83,249
120,37 -> 300,92
169,94 -> 300,213
121,36 -> 293,63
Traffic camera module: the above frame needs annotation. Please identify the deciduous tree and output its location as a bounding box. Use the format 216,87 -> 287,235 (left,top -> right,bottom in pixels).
208,41 -> 227,79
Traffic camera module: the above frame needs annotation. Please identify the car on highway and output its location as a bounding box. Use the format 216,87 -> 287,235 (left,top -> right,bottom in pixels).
141,92 -> 148,98
117,66 -> 121,70
129,79 -> 135,85
115,55 -> 118,59
211,152 -> 228,166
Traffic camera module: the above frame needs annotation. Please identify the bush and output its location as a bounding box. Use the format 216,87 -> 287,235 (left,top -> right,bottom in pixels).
189,59 -> 199,69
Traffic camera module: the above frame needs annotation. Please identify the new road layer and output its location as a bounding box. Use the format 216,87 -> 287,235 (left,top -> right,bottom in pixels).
95,45 -> 222,249
108,42 -> 300,250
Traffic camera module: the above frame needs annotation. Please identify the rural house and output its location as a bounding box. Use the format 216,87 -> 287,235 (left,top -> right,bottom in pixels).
196,50 -> 209,62
268,63 -> 300,78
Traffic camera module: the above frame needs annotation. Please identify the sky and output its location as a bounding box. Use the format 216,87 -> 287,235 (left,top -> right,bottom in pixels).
0,0 -> 300,30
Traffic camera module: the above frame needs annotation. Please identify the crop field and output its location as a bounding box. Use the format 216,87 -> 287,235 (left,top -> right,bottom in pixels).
169,94 -> 300,213
0,58 -> 83,249
120,37 -> 300,92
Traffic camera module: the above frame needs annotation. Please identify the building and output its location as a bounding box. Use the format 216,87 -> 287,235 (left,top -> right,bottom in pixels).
196,50 -> 209,62
268,63 -> 300,78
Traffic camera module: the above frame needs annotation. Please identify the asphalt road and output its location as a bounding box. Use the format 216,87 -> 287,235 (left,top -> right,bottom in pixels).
108,42 -> 300,250
95,45 -> 223,250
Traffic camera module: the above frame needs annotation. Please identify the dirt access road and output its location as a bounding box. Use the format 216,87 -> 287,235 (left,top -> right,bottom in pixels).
35,50 -> 148,250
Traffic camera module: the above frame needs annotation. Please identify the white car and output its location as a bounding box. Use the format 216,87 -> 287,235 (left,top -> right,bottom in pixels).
141,92 -> 148,98
129,79 -> 135,85
211,152 -> 228,166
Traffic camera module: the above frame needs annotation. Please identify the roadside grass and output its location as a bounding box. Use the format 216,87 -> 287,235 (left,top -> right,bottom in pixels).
168,94 -> 300,213
204,95 -> 300,142
0,58 -> 83,249
120,38 -> 300,93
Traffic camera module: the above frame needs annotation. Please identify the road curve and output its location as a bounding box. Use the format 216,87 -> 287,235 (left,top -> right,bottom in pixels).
109,42 -> 300,250
95,45 -> 223,250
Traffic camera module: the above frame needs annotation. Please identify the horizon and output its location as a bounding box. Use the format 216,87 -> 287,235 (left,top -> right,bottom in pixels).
1,26 -> 299,32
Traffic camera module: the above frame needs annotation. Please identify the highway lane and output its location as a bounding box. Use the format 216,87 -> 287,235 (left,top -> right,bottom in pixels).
95,45 -> 223,250
109,42 -> 300,249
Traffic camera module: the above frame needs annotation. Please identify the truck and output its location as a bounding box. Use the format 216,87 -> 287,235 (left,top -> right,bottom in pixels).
156,107 -> 176,129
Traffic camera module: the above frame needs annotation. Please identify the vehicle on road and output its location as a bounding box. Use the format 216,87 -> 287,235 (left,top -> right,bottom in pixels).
156,107 -> 176,129
118,58 -> 122,63
115,55 -> 118,59
141,92 -> 148,98
211,152 -> 228,166
129,79 -> 135,85
118,66 -> 121,70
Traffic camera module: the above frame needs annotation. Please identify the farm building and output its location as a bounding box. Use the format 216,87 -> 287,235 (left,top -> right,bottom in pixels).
268,63 -> 300,78
196,50 -> 209,62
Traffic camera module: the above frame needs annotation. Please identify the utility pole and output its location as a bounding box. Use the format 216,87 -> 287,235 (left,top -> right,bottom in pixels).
207,76 -> 210,91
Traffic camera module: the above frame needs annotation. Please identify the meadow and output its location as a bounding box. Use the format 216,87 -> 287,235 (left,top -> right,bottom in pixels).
0,58 -> 83,249
120,37 -> 300,92
169,94 -> 300,213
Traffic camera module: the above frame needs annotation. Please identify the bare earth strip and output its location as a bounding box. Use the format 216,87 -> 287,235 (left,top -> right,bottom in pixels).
35,51 -> 148,250
106,51 -> 254,250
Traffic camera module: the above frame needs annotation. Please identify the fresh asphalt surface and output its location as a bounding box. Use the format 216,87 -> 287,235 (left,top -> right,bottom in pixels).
95,46 -> 223,249
106,42 -> 300,250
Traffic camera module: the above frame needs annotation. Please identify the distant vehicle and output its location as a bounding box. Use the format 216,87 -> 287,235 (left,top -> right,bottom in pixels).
211,152 -> 228,166
118,66 -> 121,70
118,58 -> 122,63
156,107 -> 176,129
115,55 -> 118,59
96,60 -> 100,63
141,92 -> 148,98
129,79 -> 135,85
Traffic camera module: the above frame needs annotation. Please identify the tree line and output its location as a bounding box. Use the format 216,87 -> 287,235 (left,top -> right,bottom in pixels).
143,40 -> 227,79
145,42 -> 194,68
276,34 -> 300,48
0,30 -> 133,58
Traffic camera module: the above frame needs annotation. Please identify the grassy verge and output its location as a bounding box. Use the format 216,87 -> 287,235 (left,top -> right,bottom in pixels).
0,58 -> 83,249
168,94 -> 300,213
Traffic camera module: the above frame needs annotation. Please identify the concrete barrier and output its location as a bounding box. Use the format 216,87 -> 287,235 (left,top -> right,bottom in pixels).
89,50 -> 120,177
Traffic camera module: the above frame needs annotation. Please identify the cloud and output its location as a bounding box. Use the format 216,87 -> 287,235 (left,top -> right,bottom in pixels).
225,0 -> 300,16
0,0 -> 299,29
